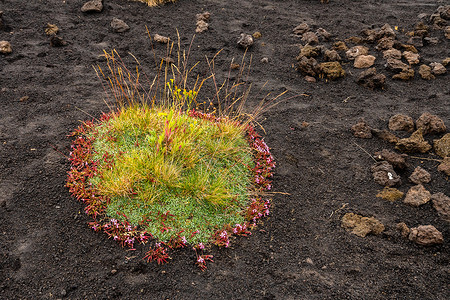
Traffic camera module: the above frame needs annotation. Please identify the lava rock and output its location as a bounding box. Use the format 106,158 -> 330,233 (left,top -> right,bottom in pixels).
316,28 -> 331,40
345,46 -> 369,60
408,225 -> 443,246
320,61 -> 345,80
434,133 -> 450,158
407,36 -> 424,48
153,34 -> 170,44
371,161 -> 401,187
430,62 -> 447,75
298,45 -> 320,58
431,193 -> 450,222
332,41 -> 348,51
401,44 -> 418,53
388,114 -> 415,132
445,26 -> 450,39
0,40 -> 12,54
436,5 -> 450,20
376,187 -> 404,202
376,37 -> 395,50
403,51 -> 420,65
324,49 -> 341,61
409,166 -> 431,184
296,56 -> 320,77
404,184 -> 431,207
293,23 -> 309,35
354,55 -> 376,68
302,32 -> 319,44
341,213 -> 385,237
416,112 -> 446,135
377,23 -> 396,39
111,18 -> 129,33
356,68 -> 386,89
196,20 -> 208,33
237,33 -> 254,48
374,149 -> 408,169
396,222 -> 410,238
443,57 -> 450,66
371,129 -> 399,144
419,65 -> 435,80
385,58 -> 409,73
81,0 -> 103,13
383,48 -> 402,60
351,119 -> 372,138
392,68 -> 414,81
438,157 -> 450,176
196,11 -> 211,22
395,130 -> 432,153
361,29 -> 377,43
424,37 -> 439,45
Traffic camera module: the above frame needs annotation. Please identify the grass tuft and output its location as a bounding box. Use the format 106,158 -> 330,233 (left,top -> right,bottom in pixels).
67,37 -> 279,270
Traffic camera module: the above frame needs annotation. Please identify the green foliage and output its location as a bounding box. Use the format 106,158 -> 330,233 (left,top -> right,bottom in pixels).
88,103 -> 254,244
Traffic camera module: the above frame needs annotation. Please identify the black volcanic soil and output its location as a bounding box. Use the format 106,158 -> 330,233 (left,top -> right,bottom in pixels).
1,0 -> 449,299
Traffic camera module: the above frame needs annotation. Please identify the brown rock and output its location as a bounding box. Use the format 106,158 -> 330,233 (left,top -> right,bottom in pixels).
377,23 -> 396,39
302,32 -> 319,45
341,213 -> 385,237
395,130 -> 432,153
81,0 -> 103,13
376,187 -> 404,202
374,149 -> 408,169
408,225 -> 443,246
430,62 -> 447,75
0,40 -> 12,54
437,5 -> 450,20
153,34 -> 170,44
237,33 -> 254,48
409,166 -> 431,184
196,20 -> 209,33
351,119 -> 372,138
196,11 -> 211,22
445,26 -> 450,39
371,129 -> 399,144
383,48 -> 402,60
385,59 -> 409,72
392,68 -> 415,80
403,51 -> 420,65
388,114 -> 415,132
414,22 -> 429,37
407,36 -> 424,48
404,184 -> 431,206
332,41 -> 348,51
416,112 -> 447,135
354,55 -> 376,68
324,49 -> 341,61
356,68 -> 386,89
293,23 -> 309,35
298,45 -> 320,58
401,44 -> 418,53
376,37 -> 395,50
396,222 -> 410,238
361,29 -> 377,43
442,57 -> 450,66
432,193 -> 450,222
345,46 -> 369,60
320,61 -> 345,80
110,18 -> 129,33
296,56 -> 320,77
434,133 -> 450,158
438,157 -> 450,176
419,65 -> 435,80
371,161 -> 401,187
316,28 -> 331,40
